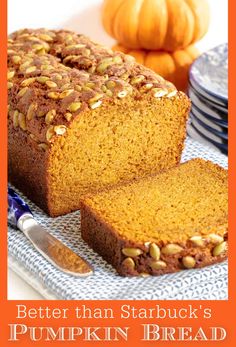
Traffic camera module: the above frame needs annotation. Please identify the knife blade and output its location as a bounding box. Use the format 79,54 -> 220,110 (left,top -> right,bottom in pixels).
8,187 -> 93,277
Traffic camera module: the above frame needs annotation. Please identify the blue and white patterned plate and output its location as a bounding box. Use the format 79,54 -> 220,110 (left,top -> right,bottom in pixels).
188,87 -> 228,127
190,43 -> 228,104
191,110 -> 228,140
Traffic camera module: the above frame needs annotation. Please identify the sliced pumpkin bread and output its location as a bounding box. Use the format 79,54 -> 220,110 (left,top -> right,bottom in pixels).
81,159 -> 228,276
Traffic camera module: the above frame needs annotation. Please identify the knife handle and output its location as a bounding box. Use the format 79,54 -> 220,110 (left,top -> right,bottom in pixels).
8,187 -> 33,226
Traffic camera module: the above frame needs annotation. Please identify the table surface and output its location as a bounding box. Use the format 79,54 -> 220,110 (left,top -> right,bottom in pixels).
7,0 -> 228,300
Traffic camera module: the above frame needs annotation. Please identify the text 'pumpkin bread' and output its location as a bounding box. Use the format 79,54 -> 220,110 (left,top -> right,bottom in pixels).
8,28 -> 190,217
81,159 -> 228,276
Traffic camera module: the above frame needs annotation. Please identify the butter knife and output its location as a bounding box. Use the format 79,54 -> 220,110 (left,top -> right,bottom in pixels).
8,187 -> 93,277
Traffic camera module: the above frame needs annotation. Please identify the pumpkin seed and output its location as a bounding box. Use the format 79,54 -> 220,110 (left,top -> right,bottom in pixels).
89,100 -> 102,109
7,71 -> 15,80
67,102 -> 81,113
189,236 -> 205,247
45,80 -> 57,88
106,80 -> 116,89
149,243 -> 161,260
32,44 -> 44,51
21,77 -> 36,87
96,59 -> 113,73
45,109 -> 56,125
59,89 -> 74,99
7,82 -> 13,89
39,33 -> 53,42
152,88 -> 168,98
18,113 -> 27,130
64,112 -> 73,122
29,134 -> 38,142
150,260 -> 167,270
38,143 -> 49,151
46,126 -> 55,142
17,87 -> 28,97
36,76 -> 50,84
208,233 -> 224,244
212,241 -> 227,256
12,55 -> 22,64
117,90 -> 128,98
167,90 -> 177,98
122,247 -> 143,257
54,125 -> 67,135
13,110 -> 19,128
48,92 -> 60,99
182,256 -> 196,269
27,103 -> 37,120
130,75 -> 145,85
122,257 -> 135,270
161,243 -> 183,255
113,55 -> 123,64
25,66 -> 37,74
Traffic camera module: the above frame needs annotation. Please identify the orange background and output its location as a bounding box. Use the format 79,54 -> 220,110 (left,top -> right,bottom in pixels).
1,0 -> 235,346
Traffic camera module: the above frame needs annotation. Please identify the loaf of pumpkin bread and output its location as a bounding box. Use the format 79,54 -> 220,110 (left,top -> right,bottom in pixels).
8,28 -> 190,216
81,159 -> 228,276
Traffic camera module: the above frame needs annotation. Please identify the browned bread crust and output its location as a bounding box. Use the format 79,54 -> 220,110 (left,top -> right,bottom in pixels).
80,159 -> 228,276
8,29 -> 190,216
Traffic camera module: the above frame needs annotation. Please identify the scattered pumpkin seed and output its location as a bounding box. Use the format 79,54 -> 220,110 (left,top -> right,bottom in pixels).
67,102 -> 81,113
89,100 -> 102,109
149,243 -> 161,260
122,248 -> 143,257
167,90 -> 177,98
152,88 -> 168,98
39,33 -> 53,42
36,76 -> 50,84
25,66 -> 37,74
150,260 -> 167,270
18,113 -> 27,130
21,77 -> 36,87
12,55 -> 22,64
122,257 -> 135,270
7,82 -> 13,89
7,71 -> 15,80
45,109 -> 56,124
48,92 -> 60,100
130,75 -> 145,85
27,103 -> 37,120
189,235 -> 205,247
45,80 -> 57,88
54,125 -> 67,135
208,233 -> 224,244
13,110 -> 19,127
182,256 -> 196,269
17,87 -> 28,97
64,112 -> 73,122
212,241 -> 227,256
161,243 -> 183,255
38,143 -> 49,151
46,126 -> 55,142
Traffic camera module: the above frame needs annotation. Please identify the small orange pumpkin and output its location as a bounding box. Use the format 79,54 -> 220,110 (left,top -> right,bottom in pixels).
113,43 -> 199,91
103,0 -> 209,52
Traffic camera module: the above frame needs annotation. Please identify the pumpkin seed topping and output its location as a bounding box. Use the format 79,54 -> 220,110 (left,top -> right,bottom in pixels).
182,256 -> 196,269
122,248 -> 143,257
161,243 -> 183,255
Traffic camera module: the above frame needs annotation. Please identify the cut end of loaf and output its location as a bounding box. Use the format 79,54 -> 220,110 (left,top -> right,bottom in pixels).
47,92 -> 189,216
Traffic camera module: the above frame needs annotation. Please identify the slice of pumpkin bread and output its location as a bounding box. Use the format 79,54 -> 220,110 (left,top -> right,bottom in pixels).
80,159 -> 228,276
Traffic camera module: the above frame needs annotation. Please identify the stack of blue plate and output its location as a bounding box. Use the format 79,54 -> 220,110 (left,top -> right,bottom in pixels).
188,43 -> 228,155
